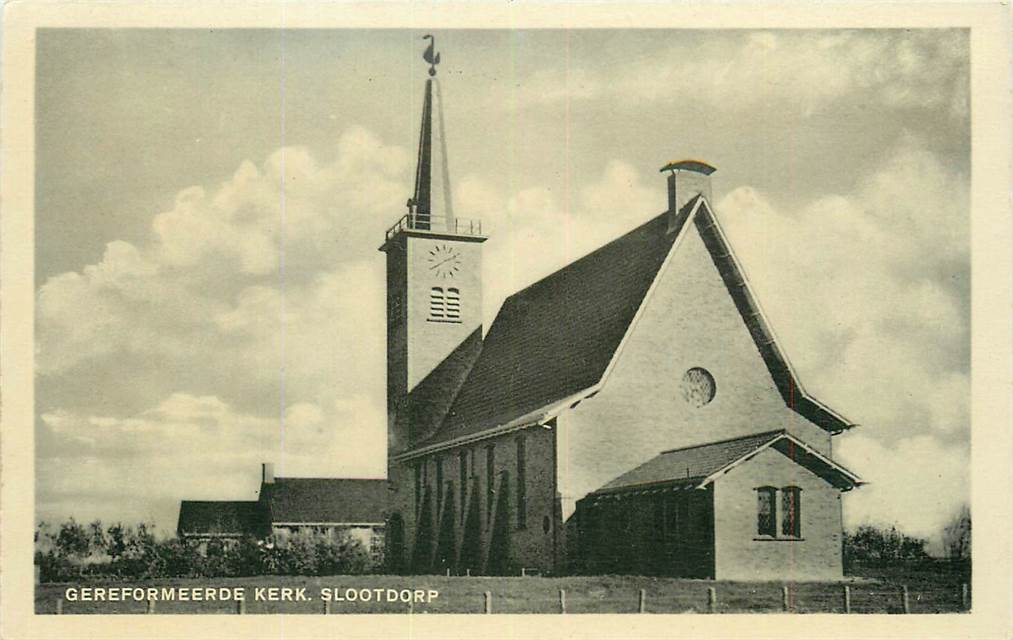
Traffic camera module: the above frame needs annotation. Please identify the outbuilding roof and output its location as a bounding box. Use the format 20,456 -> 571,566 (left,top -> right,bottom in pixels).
260,478 -> 387,524
591,430 -> 864,496
176,500 -> 268,537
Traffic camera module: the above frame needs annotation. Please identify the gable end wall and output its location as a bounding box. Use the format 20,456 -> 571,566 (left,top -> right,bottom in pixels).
558,214 -> 832,521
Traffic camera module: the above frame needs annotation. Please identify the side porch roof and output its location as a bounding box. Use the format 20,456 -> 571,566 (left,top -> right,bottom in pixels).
588,430 -> 865,499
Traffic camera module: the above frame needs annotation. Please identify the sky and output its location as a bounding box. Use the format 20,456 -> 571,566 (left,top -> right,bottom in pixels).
35,28 -> 969,552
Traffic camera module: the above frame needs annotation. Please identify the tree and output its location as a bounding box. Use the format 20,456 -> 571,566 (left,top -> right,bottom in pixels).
88,520 -> 107,556
55,519 -> 91,559
844,525 -> 930,567
942,504 -> 971,560
106,523 -> 129,560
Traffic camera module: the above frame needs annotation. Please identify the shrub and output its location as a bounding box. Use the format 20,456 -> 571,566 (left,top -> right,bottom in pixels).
844,525 -> 930,569
34,519 -> 373,581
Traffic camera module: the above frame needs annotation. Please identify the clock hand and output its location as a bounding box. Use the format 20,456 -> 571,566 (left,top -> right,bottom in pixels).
429,255 -> 458,270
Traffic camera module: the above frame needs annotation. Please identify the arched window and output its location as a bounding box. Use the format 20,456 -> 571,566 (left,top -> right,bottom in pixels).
756,486 -> 777,537
782,486 -> 802,538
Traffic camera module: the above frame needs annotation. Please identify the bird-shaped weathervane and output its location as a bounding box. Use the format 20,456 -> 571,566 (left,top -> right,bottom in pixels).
422,34 -> 440,76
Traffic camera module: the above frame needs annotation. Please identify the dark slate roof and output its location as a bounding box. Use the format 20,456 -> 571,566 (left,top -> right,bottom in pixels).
592,430 -> 863,495
261,478 -> 387,524
412,195 -> 853,451
429,205 -> 692,443
176,501 -> 267,537
596,431 -> 786,492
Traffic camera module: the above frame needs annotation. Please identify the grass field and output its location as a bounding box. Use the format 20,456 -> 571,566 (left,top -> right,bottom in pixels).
36,566 -> 970,615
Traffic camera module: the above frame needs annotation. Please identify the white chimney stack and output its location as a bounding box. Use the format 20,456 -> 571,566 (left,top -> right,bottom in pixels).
262,462 -> 274,485
661,160 -> 716,233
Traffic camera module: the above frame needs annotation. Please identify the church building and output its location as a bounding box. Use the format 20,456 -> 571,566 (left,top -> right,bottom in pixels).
382,41 -> 863,581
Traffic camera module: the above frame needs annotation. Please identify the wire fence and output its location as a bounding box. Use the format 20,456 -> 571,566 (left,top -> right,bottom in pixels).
42,578 -> 971,615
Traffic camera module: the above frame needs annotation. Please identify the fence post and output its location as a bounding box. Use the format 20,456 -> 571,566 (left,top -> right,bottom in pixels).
323,599 -> 331,615
484,591 -> 492,614
236,598 -> 245,615
559,589 -> 566,614
843,585 -> 851,614
466,568 -> 471,577
146,598 -> 155,614
638,589 -> 646,613
707,587 -> 717,613
781,585 -> 790,612
961,583 -> 969,610
55,598 -> 63,615
521,567 -> 526,577
901,585 -> 910,614
446,568 -> 451,577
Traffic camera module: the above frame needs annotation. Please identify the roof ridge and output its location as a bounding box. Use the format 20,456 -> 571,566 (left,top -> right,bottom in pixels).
658,429 -> 786,455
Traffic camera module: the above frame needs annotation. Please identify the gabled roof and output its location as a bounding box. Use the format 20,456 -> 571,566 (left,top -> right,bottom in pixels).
260,478 -> 387,524
410,195 -> 854,454
428,203 -> 692,444
590,430 -> 864,496
176,500 -> 268,537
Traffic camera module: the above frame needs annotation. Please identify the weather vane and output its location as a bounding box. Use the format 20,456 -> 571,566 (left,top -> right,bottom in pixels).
422,34 -> 440,77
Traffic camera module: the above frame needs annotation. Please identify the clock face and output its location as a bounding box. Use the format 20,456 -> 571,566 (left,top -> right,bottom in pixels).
427,244 -> 462,279
681,367 -> 716,407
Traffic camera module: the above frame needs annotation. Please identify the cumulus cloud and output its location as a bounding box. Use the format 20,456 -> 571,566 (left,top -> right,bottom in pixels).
718,136 -> 969,442
37,393 -> 385,528
459,159 -> 664,322
836,433 -> 969,555
36,126 -> 402,529
504,30 -> 969,121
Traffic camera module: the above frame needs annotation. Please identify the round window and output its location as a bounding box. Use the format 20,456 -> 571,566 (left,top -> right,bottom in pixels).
681,367 -> 716,407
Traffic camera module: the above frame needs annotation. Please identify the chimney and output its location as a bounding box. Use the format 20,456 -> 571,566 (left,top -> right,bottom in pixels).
262,462 -> 274,485
661,160 -> 716,233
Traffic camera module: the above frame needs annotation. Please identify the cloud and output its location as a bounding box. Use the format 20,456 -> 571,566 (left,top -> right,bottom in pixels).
458,159 -> 664,322
37,393 -> 386,530
718,135 -> 969,441
503,30 -> 969,122
836,433 -> 968,554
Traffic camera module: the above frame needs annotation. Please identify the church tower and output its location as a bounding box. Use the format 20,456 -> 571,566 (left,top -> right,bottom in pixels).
380,36 -> 486,456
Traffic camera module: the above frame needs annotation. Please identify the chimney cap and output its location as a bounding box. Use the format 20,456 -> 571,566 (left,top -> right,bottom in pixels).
660,160 -> 717,176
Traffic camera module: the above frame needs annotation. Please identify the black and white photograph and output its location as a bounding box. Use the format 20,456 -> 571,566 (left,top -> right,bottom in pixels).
2,3 -> 1011,639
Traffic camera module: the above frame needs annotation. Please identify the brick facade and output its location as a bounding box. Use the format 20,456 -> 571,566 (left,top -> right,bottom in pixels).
713,447 -> 844,580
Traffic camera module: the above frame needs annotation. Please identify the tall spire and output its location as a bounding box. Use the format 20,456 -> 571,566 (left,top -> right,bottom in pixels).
408,35 -> 454,232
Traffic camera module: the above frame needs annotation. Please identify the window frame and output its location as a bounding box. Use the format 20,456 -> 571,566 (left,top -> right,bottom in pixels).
781,485 -> 802,539
756,486 -> 777,538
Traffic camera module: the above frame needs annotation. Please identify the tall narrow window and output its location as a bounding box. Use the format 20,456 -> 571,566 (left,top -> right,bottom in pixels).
485,445 -> 495,524
414,463 -> 422,514
516,435 -> 527,529
459,449 -> 469,524
782,486 -> 802,538
445,288 -> 461,321
757,487 -> 776,537
435,456 -> 444,513
429,287 -> 446,320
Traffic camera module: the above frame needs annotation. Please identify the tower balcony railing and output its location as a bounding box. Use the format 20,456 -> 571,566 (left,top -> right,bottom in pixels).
385,213 -> 484,242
